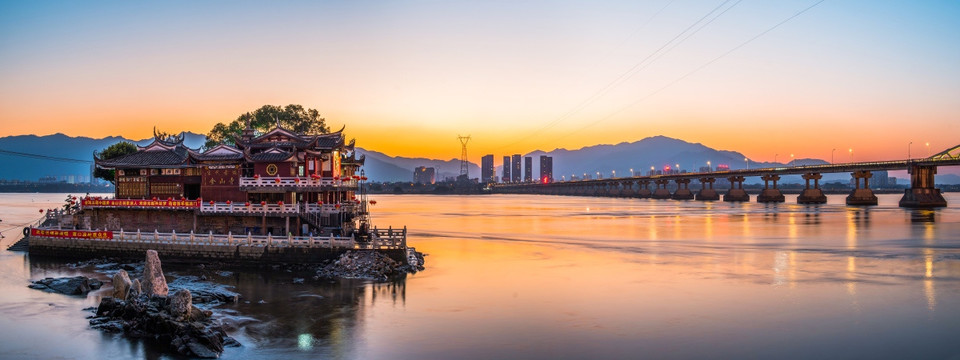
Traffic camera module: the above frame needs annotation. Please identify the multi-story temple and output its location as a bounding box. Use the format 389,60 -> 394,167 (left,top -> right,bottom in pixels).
87,122 -> 368,237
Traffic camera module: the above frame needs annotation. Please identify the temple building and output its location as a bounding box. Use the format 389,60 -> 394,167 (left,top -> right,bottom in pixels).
89,123 -> 367,237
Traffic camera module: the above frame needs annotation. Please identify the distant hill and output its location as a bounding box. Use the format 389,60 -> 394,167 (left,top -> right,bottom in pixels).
356,148 -> 480,182
2,133 -> 958,185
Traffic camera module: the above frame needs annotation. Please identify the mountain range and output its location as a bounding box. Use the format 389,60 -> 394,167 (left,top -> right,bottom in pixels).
1,133 -> 958,185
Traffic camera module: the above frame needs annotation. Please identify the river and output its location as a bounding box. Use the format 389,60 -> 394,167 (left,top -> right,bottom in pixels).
1,192 -> 959,359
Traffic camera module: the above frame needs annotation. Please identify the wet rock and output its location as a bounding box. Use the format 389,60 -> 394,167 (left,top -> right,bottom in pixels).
112,270 -> 132,299
129,279 -> 142,298
168,289 -> 192,320
89,251 -> 236,358
315,250 -> 404,281
167,276 -> 240,306
28,276 -> 103,296
142,250 -> 168,297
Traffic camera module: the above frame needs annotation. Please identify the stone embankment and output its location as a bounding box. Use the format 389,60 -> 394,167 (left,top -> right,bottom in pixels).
87,250 -> 238,358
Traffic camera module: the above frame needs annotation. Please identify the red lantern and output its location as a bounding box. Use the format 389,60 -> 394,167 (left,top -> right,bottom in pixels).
226,200 -> 232,205
72,196 -> 77,200
260,201 -> 266,206
294,178 -> 300,183
152,196 -> 158,201
370,200 -> 377,205
274,177 -> 281,183
167,197 -> 172,201
245,202 -> 251,207
360,176 -> 367,181
335,204 -> 341,209
209,200 -> 215,205
333,176 -> 339,180
39,209 -> 44,213
278,201 -> 284,206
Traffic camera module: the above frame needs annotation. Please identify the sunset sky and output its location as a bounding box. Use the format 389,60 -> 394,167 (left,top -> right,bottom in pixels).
1,1 -> 958,163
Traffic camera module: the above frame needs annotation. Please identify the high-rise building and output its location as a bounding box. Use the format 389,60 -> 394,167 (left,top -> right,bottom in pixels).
481,155 -> 495,183
413,166 -> 436,185
524,157 -> 533,182
511,154 -> 521,183
502,156 -> 511,182
539,155 -> 553,183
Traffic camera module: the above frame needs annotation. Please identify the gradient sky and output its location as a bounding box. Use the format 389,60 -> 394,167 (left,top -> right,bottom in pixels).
1,1 -> 958,163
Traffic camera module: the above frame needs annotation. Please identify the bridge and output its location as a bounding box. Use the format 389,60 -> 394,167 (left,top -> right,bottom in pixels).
491,144 -> 960,208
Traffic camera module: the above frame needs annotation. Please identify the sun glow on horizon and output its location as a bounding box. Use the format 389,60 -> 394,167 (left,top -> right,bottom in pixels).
1,1 -> 958,164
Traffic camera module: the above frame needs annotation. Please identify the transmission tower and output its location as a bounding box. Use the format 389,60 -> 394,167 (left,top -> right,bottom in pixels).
458,135 -> 471,178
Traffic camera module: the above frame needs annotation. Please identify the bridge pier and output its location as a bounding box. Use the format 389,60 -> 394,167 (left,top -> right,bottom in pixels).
797,173 -> 827,204
757,174 -> 785,203
652,179 -> 671,199
620,181 -> 636,197
723,176 -> 750,202
846,170 -> 878,206
673,179 -> 694,200
637,180 -> 652,198
899,165 -> 947,208
695,178 -> 719,201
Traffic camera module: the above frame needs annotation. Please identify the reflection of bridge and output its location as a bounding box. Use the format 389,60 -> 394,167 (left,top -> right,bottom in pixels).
492,145 -> 960,208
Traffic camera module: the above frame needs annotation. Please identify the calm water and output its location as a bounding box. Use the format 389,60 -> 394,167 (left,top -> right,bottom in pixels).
1,192 -> 959,359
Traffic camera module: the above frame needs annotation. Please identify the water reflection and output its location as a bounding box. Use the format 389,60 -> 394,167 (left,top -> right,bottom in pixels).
3,193 -> 960,359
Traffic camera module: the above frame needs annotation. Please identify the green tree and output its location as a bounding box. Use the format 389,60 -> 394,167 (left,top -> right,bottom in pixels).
93,141 -> 137,184
205,104 -> 330,148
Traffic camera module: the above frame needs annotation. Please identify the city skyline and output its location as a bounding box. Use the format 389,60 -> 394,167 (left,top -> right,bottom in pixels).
1,1 -> 958,164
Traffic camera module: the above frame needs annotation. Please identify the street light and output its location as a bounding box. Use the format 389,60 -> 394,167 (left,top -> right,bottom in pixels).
849,148 -> 853,162
909,141 -> 913,160
707,161 -> 711,172
630,168 -> 634,177
612,170 -> 616,178
926,142 -> 930,158
790,153 -> 794,166
744,157 -> 749,169
832,148 -> 836,164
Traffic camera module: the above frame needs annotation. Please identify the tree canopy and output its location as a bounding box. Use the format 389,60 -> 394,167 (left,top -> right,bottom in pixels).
205,104 -> 329,148
93,141 -> 137,184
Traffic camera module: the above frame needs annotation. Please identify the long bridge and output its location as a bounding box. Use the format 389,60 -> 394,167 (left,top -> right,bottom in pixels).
491,145 -> 960,208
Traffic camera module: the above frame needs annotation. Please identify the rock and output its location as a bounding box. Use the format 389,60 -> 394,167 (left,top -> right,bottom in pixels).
28,276 -> 100,296
168,289 -> 192,320
112,270 -> 132,299
142,250 -> 168,297
88,278 -> 103,289
129,279 -> 142,299
87,250 -> 235,358
315,250 -> 404,281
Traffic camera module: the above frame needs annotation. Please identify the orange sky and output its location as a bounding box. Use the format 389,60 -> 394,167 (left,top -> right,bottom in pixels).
1,1 -> 957,163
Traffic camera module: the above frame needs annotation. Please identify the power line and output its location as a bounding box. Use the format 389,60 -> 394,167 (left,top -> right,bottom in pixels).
549,0 -> 827,145
0,149 -> 93,163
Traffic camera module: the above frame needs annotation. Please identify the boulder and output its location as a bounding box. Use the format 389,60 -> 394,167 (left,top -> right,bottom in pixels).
28,276 -> 102,296
168,289 -> 192,320
142,250 -> 168,297
129,279 -> 142,299
112,270 -> 132,299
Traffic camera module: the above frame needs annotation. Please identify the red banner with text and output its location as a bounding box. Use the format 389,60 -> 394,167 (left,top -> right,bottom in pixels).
81,199 -> 200,209
30,228 -> 114,240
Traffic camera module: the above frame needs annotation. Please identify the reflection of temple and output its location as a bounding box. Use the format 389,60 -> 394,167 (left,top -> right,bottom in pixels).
218,270 -> 407,356
90,123 -> 368,236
